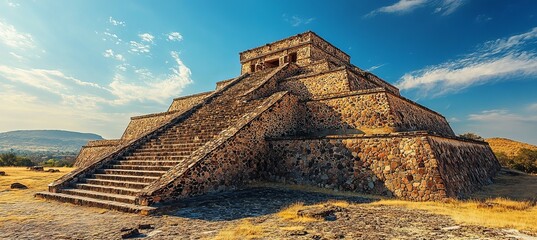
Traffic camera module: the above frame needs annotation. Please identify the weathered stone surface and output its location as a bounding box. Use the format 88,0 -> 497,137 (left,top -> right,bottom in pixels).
267,133 -> 499,201
43,31 -> 499,212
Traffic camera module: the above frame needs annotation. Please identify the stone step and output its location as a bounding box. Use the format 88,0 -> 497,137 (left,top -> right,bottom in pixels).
114,160 -> 182,166
60,188 -> 136,204
120,155 -> 188,161
98,169 -> 167,177
92,174 -> 159,183
107,164 -> 173,171
134,147 -> 200,153
130,151 -> 192,157
75,183 -> 141,196
35,192 -> 156,214
83,178 -> 149,189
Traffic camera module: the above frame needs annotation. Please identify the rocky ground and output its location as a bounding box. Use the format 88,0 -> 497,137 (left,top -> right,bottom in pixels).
1,187 -> 535,240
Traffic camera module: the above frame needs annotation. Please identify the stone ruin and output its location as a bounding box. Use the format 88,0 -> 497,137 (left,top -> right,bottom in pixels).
37,31 -> 500,213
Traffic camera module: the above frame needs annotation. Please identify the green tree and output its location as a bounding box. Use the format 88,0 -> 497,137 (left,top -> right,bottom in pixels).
514,148 -> 537,173
15,156 -> 35,167
0,152 -> 17,166
459,132 -> 484,141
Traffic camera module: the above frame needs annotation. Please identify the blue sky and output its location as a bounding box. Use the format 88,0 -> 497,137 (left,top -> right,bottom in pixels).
1,0 -> 536,144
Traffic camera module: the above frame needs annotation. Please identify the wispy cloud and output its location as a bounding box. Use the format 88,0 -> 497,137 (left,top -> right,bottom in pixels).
366,0 -> 464,17
434,0 -> 464,16
6,1 -> 20,7
167,32 -> 183,42
129,41 -> 150,54
528,103 -> 537,111
283,14 -> 315,27
109,16 -> 126,27
9,52 -> 24,61
366,63 -> 387,72
366,0 -> 427,17
139,33 -> 154,43
469,109 -> 537,122
475,14 -> 492,23
396,27 -> 537,96
0,19 -> 35,50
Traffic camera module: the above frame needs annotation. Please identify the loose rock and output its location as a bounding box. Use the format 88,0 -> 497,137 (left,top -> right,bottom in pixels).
121,228 -> 140,239
10,182 -> 28,189
0,171 -> 5,176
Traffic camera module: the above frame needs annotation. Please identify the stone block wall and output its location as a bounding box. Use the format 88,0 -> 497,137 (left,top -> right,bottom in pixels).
280,68 -> 352,100
304,90 -> 396,135
167,91 -> 212,112
139,92 -> 304,204
387,94 -> 454,136
266,133 -> 500,201
266,133 -> 447,201
74,139 -> 121,168
121,112 -> 179,142
428,136 -> 501,198
347,70 -> 382,92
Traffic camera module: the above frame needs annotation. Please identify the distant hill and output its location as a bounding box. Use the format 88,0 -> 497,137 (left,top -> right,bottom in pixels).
0,130 -> 103,153
486,138 -> 537,157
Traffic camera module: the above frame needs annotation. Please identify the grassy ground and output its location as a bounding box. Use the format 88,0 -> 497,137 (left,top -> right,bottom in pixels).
0,167 -> 75,226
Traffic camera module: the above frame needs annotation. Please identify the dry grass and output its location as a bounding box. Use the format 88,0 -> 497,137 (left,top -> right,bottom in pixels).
212,220 -> 264,240
0,167 -> 75,204
276,202 -> 319,222
0,167 -> 75,225
371,198 -> 537,232
486,138 -> 537,157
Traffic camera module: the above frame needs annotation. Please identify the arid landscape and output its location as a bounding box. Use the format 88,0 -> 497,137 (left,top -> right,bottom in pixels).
1,166 -> 536,239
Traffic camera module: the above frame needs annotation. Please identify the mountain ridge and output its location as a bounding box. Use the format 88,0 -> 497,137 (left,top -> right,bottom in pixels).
0,130 -> 103,153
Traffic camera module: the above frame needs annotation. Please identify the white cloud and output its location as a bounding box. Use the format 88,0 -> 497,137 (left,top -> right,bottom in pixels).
167,32 -> 183,42
469,109 -> 537,122
9,52 -> 24,61
103,49 -> 125,61
0,19 -> 35,50
366,0 -> 464,17
6,1 -> 20,7
0,51 -> 193,107
448,117 -> 461,122
528,103 -> 537,111
139,33 -> 154,43
109,51 -> 192,104
283,14 -> 315,27
129,41 -> 150,54
103,31 -> 122,44
396,27 -> 537,96
464,109 -> 537,144
109,17 -> 126,27
366,0 -> 427,17
366,63 -> 387,72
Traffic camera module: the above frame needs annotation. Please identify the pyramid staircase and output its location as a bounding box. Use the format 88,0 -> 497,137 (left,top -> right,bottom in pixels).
36,67 -> 288,214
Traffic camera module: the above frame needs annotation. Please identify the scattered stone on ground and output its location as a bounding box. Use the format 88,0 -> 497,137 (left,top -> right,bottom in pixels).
297,203 -> 347,221
0,187 -> 534,239
0,171 -> 5,176
27,166 -> 44,171
10,182 -> 28,189
120,228 -> 139,239
46,169 -> 60,173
